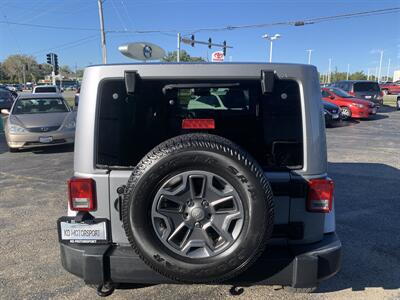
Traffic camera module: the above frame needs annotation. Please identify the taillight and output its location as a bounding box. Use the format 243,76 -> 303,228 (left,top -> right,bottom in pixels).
307,178 -> 334,213
68,178 -> 96,211
182,119 -> 215,129
379,91 -> 384,97
348,91 -> 355,96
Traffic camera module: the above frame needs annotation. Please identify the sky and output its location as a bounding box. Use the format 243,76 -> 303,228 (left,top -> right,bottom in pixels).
1,0 -> 400,76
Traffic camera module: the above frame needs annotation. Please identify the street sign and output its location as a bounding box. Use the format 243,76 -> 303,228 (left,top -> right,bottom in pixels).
212,51 -> 225,62
118,42 -> 166,61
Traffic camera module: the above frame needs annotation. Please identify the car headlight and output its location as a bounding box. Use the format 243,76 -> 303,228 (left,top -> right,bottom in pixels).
64,119 -> 76,129
353,103 -> 364,108
9,124 -> 28,133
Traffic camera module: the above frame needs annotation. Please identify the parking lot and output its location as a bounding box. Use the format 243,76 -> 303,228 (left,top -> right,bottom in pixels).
0,105 -> 399,300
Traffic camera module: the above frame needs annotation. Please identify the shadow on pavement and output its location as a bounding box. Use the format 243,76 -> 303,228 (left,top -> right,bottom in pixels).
31,144 -> 74,154
320,162 -> 400,292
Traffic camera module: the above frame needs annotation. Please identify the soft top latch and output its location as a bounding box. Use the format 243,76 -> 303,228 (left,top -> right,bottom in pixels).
261,70 -> 276,94
124,70 -> 139,95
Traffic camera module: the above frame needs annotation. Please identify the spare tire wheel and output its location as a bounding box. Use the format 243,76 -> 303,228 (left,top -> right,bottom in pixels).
122,133 -> 274,283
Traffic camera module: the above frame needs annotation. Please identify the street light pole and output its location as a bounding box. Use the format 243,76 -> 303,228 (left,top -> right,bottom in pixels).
377,50 -> 384,82
262,34 -> 281,63
97,0 -> 107,64
386,58 -> 391,81
269,40 -> 273,63
306,49 -> 313,64
177,33 -> 181,63
367,68 -> 370,80
346,64 -> 350,80
328,58 -> 332,83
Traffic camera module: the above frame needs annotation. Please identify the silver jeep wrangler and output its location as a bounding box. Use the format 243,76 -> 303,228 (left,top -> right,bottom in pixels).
58,63 -> 341,296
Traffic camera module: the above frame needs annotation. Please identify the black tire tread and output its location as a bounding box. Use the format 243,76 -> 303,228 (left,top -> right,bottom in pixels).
121,133 -> 274,283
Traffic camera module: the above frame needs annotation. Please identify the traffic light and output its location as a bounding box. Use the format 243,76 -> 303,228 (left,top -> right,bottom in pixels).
190,35 -> 195,47
54,54 -> 59,75
223,41 -> 227,56
208,38 -> 212,49
46,53 -> 52,64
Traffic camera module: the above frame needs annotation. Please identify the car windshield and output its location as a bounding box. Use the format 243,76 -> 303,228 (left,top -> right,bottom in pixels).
13,98 -> 69,114
35,86 -> 56,93
354,82 -> 380,92
0,90 -> 11,98
329,88 -> 353,98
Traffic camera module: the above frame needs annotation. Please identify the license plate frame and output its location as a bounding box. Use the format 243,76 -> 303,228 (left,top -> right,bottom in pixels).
39,136 -> 53,143
57,217 -> 110,244
332,114 -> 339,119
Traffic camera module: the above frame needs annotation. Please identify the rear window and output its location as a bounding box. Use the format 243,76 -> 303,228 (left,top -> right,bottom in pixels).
96,79 -> 303,170
35,86 -> 57,93
353,82 -> 380,92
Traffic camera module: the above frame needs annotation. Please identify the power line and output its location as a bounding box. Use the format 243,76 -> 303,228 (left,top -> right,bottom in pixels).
1,7 -> 399,34
31,35 -> 99,55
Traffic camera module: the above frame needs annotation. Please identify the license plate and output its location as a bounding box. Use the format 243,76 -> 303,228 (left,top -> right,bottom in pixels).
60,221 -> 107,243
372,108 -> 377,114
39,136 -> 53,143
332,114 -> 339,119
365,95 -> 371,99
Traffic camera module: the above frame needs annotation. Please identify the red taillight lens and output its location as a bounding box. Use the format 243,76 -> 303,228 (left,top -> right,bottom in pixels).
379,91 -> 384,97
307,178 -> 334,213
348,91 -> 355,96
68,178 -> 96,211
182,119 -> 215,129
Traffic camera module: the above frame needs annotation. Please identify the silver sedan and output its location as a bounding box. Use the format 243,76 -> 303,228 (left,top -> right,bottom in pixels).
1,93 -> 76,152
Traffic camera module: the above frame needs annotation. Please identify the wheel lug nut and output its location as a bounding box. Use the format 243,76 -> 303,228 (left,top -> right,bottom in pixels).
202,200 -> 209,207
195,222 -> 201,228
183,213 -> 189,218
187,201 -> 194,207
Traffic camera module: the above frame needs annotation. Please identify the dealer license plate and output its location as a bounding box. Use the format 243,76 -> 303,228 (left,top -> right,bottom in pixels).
39,136 -> 53,143
60,221 -> 107,243
332,114 -> 339,119
365,95 -> 371,99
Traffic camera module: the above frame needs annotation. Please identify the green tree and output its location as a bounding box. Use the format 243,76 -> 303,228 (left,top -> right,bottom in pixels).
162,50 -> 205,62
2,54 -> 39,83
60,65 -> 73,77
349,71 -> 367,80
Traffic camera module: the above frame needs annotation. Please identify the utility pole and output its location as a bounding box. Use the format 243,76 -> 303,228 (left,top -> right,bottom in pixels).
97,0 -> 107,64
346,64 -> 350,80
328,58 -> 332,83
306,49 -> 313,64
177,33 -> 181,62
386,58 -> 391,81
22,64 -> 26,85
367,68 -> 370,80
377,50 -> 383,82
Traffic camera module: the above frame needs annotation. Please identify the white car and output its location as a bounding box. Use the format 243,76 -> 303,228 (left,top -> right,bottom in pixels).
33,85 -> 61,94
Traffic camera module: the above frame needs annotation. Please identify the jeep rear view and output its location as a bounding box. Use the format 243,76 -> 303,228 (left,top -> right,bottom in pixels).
58,63 -> 341,296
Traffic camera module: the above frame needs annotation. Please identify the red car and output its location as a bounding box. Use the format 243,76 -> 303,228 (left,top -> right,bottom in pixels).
321,87 -> 376,119
379,82 -> 400,95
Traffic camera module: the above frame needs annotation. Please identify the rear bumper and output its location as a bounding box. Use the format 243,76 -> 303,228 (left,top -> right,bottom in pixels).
59,233 -> 341,288
6,130 -> 74,149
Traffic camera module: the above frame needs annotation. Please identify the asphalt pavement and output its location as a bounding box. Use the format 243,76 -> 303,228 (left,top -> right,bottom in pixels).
0,106 -> 399,300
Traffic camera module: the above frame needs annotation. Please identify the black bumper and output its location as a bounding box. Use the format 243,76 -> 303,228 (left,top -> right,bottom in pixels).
59,233 -> 341,288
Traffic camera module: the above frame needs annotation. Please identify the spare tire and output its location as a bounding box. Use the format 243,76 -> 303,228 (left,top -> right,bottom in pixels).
122,133 -> 274,283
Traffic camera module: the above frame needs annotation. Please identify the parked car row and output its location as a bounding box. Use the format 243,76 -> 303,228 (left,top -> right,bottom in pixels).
320,80 -> 400,126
